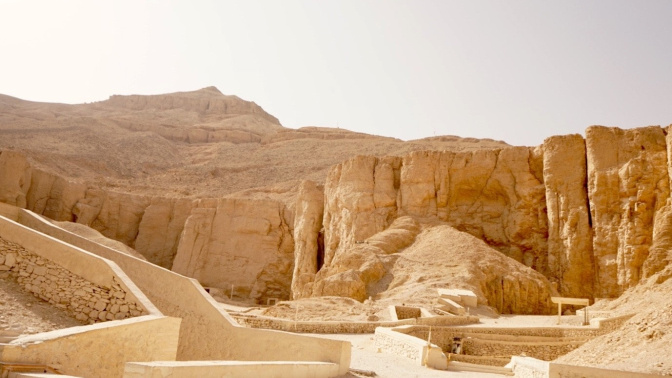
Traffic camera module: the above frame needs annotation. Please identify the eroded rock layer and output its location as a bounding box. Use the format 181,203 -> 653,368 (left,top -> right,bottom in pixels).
172,197 -> 294,302
0,151 -> 295,302
3,121 -> 672,311
292,124 -> 672,308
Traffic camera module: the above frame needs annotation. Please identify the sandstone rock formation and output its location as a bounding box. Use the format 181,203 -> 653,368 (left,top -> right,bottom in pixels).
290,125 -> 672,306
3,88 -> 672,314
586,126 -> 669,297
0,150 -> 31,208
297,214 -> 554,314
543,134 -> 594,298
172,198 -> 294,302
306,148 -> 550,304
291,181 -> 324,299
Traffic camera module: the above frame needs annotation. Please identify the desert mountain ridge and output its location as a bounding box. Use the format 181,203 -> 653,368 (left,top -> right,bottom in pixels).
0,87 -> 509,200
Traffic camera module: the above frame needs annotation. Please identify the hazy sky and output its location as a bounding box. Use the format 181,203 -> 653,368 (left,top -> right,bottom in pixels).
1,1 -> 671,146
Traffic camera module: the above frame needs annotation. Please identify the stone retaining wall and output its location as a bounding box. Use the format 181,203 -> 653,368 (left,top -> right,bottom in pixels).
394,306 -> 422,320
232,314 -> 479,334
462,337 -> 585,361
0,236 -> 147,324
13,209 -> 351,374
374,326 -> 448,370
397,315 -> 632,345
387,316 -> 633,362
449,354 -> 511,367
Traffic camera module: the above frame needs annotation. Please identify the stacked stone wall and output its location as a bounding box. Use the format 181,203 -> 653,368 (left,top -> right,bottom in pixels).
232,314 -> 478,334
394,306 -> 422,320
461,337 -> 586,361
0,236 -> 148,324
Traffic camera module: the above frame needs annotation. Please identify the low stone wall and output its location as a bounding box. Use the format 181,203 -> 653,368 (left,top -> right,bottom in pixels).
386,317 -> 634,363
397,316 -> 632,348
0,315 -> 181,378
394,306 -> 422,320
124,361 -> 341,378
374,326 -> 448,370
0,214 -> 157,317
0,234 -> 148,324
590,314 -> 634,333
232,314 -> 479,334
1,237 -> 146,323
449,354 -> 511,367
510,356 -> 663,378
462,337 -> 585,361
14,208 -> 352,375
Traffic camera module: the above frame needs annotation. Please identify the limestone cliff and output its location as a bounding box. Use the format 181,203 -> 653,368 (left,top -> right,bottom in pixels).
0,151 -> 295,302
5,123 -> 672,312
292,125 -> 672,307
543,135 -> 594,298
172,198 -> 294,302
291,181 -> 324,299
586,126 -> 669,297
318,148 -> 548,277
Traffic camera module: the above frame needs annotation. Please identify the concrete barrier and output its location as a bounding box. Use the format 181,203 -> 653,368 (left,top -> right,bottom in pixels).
0,316 -> 181,378
374,326 -> 448,370
15,208 -> 351,375
232,313 -> 478,334
0,215 -> 158,317
123,360 -> 340,378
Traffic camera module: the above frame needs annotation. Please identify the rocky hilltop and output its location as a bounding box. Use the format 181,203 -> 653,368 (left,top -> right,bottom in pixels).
0,88 -> 671,315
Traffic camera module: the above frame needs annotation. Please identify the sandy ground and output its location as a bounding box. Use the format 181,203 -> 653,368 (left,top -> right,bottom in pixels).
0,273 -> 82,340
314,333 -> 508,378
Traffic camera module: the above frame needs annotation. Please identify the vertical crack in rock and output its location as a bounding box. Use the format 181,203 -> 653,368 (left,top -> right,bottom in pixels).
291,181 -> 324,299
543,134 -> 594,298
586,126 -> 669,297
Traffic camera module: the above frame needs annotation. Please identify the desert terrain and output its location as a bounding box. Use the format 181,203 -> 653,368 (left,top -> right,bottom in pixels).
1,88 -> 672,376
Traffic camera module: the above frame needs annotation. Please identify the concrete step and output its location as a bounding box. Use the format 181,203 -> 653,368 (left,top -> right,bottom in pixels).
123,360 -> 342,378
447,360 -> 513,376
449,353 -> 511,367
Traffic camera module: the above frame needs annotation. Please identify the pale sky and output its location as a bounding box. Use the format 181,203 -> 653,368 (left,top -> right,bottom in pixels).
1,1 -> 671,146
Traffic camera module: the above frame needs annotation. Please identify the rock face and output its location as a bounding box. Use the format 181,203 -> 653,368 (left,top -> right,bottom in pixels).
0,150 -> 31,208
586,126 -> 669,297
291,181 -> 324,299
172,198 -> 295,302
292,125 -> 672,308
543,135 -> 594,298
135,197 -> 194,268
318,149 -> 548,280
0,151 -> 295,302
5,122 -> 672,312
